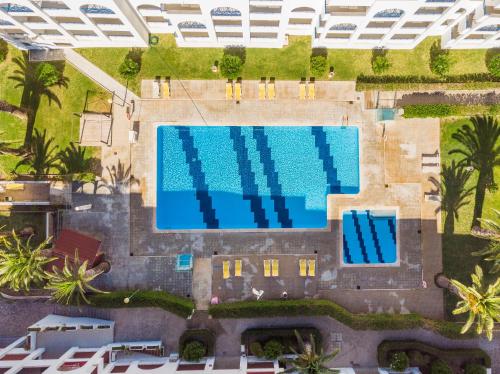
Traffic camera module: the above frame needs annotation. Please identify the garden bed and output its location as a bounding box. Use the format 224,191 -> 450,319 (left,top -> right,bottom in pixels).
378,340 -> 490,373
179,329 -> 215,357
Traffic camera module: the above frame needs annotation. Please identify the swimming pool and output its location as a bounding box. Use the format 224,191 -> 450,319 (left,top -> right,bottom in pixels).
342,210 -> 397,265
157,126 -> 359,230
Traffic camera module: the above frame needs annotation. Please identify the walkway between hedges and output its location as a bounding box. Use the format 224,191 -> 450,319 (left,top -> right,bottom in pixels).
64,49 -> 139,104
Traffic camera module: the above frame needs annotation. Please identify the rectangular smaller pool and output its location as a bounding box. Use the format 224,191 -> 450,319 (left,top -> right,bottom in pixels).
342,209 -> 397,265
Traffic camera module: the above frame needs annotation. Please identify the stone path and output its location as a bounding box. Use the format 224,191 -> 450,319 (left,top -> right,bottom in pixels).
64,49 -> 139,104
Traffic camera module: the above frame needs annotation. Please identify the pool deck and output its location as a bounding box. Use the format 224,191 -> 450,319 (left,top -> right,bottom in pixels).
62,80 -> 444,319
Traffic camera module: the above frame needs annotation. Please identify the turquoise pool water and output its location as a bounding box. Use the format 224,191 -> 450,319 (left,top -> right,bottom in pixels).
157,126 -> 360,229
342,210 -> 397,264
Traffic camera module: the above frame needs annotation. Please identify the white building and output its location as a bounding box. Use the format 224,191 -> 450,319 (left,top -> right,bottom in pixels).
0,0 -> 498,50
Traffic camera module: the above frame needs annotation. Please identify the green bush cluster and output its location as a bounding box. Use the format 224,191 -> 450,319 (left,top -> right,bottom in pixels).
390,352 -> 410,372
250,342 -> 264,357
182,341 -> 206,362
377,340 -> 491,369
431,359 -> 453,374
464,363 -> 487,374
310,54 -> 327,77
402,104 -> 499,118
119,57 -> 140,80
372,55 -> 391,75
357,73 -> 499,85
208,299 -> 469,339
179,329 -> 215,357
486,54 -> 500,78
220,54 -> 243,79
88,290 -> 194,318
263,340 -> 284,360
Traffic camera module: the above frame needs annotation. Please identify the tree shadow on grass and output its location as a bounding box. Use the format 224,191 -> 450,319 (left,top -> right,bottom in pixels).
125,48 -> 144,70
223,46 -> 246,64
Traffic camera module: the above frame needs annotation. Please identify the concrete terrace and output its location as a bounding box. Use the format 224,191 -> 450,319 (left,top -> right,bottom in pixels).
61,79 -> 443,319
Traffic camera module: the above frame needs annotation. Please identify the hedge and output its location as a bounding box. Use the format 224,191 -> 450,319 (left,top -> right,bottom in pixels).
208,299 -> 473,339
356,73 -> 500,91
179,329 -> 215,356
87,290 -> 194,318
402,104 -> 500,118
377,340 -> 491,368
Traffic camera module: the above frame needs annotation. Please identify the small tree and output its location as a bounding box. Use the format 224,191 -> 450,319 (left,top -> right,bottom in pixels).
263,340 -> 283,360
220,54 -> 242,79
372,55 -> 391,74
390,352 -> 409,372
430,359 -> 453,374
486,54 -> 500,78
310,54 -> 327,77
119,57 -> 140,80
182,341 -> 206,362
36,63 -> 61,86
250,342 -> 264,357
0,39 -> 8,63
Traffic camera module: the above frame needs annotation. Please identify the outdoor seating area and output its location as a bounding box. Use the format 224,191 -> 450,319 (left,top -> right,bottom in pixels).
212,254 -> 318,301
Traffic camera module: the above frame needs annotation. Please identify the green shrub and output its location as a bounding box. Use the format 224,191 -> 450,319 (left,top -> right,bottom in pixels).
36,63 -> 61,86
88,290 -> 194,318
431,359 -> 453,374
250,342 -> 264,357
220,54 -> 242,79
390,352 -> 409,372
402,104 -> 498,118
464,363 -> 487,374
179,329 -> 215,356
119,57 -> 140,80
431,54 -> 451,76
408,350 -> 431,368
242,327 -> 321,354
310,54 -> 327,77
0,39 -> 8,63
372,55 -> 391,74
182,341 -> 206,362
486,54 -> 500,78
263,340 -> 283,360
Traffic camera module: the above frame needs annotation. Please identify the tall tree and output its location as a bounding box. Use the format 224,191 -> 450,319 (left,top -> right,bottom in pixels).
449,116 -> 500,228
57,143 -> 91,176
429,161 -> 474,234
15,129 -> 58,179
0,232 -> 55,292
436,266 -> 500,341
285,331 -> 339,374
45,249 -> 108,307
473,209 -> 500,273
8,53 -> 68,147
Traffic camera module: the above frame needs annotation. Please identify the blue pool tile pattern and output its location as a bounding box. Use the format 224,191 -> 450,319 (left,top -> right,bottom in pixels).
157,126 -> 360,229
342,210 -> 397,264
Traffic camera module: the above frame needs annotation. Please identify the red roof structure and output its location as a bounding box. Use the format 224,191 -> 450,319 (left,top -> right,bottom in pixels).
51,229 -> 103,269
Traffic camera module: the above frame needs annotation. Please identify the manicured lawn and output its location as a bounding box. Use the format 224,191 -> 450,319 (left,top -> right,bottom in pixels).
440,117 -> 500,320
0,45 -> 108,175
0,112 -> 26,177
78,35 -> 492,95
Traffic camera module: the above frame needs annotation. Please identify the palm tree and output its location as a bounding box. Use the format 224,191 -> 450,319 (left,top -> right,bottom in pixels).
449,115 -> 500,229
0,232 -> 55,292
473,209 -> 500,273
285,331 -> 339,374
45,249 -> 108,306
429,161 -> 473,235
8,53 -> 68,147
436,266 -> 500,341
15,129 -> 58,179
57,143 -> 91,176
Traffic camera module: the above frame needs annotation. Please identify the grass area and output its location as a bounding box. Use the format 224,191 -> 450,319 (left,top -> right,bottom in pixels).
440,117 -> 500,319
0,112 -> 26,177
78,35 -> 492,95
0,45 -> 109,175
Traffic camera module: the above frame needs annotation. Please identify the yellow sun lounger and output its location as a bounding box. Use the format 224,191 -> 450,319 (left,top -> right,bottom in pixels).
258,82 -> 266,100
223,260 -> 230,279
271,259 -> 279,277
226,82 -> 233,100
308,259 -> 316,277
161,81 -> 170,99
235,259 -> 242,277
268,82 -> 275,100
299,259 -> 307,277
308,82 -> 315,100
264,259 -> 271,277
5,183 -> 25,191
299,82 -> 306,100
235,82 -> 242,101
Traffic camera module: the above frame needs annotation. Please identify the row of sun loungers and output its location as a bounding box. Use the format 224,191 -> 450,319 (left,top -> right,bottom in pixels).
226,81 -> 242,101
222,258 -> 315,279
152,77 -> 170,99
258,81 -> 276,100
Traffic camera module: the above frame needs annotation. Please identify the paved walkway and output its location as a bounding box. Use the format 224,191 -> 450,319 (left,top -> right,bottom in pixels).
64,49 -> 139,104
